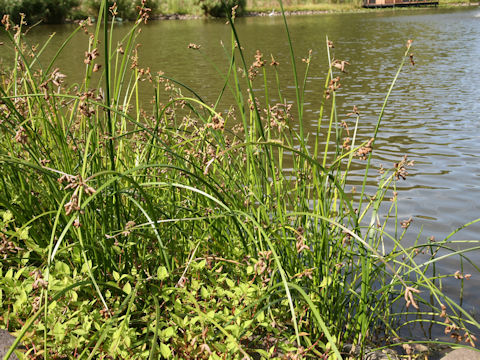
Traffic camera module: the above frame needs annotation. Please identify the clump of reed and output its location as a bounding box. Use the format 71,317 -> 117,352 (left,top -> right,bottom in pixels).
0,1 -> 479,359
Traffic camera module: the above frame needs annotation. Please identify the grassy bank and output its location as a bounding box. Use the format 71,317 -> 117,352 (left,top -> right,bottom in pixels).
2,0 -> 477,24
1,1 -> 480,359
246,0 -> 361,12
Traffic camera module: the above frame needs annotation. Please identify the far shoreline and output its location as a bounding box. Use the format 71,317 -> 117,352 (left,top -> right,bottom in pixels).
148,2 -> 479,21
63,2 -> 479,24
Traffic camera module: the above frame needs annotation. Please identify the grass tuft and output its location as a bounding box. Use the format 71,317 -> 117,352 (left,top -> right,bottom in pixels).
0,1 -> 479,359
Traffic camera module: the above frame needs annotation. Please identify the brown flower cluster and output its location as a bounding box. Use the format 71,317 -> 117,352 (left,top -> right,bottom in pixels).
248,50 -> 265,80
1,14 -> 10,31
39,68 -> 66,100
453,271 -> 471,280
346,105 -> 359,117
404,286 -> 420,309
270,55 -> 279,67
394,155 -> 414,180
206,113 -> 225,131
122,221 -> 136,237
326,76 -> 341,100
440,303 -> 477,345
0,234 -> 22,260
295,227 -> 309,253
252,250 -> 273,287
84,48 -> 99,65
356,138 -> 374,160
59,174 -> 96,195
14,126 -> 28,145
267,102 -> 292,131
137,0 -> 152,24
409,53 -> 415,66
58,174 -> 96,215
188,43 -> 201,50
401,217 -> 413,229
77,89 -> 102,118
30,269 -> 48,290
332,59 -> 350,73
302,49 -> 312,64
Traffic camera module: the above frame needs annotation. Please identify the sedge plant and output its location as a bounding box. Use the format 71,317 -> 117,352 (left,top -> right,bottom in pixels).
0,1 -> 479,359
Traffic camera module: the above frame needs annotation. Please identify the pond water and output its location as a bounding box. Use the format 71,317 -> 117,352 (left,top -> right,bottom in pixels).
2,6 -> 480,339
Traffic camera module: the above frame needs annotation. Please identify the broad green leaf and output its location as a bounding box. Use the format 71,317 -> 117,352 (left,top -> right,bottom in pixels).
55,261 -> 70,276
24,238 -> 44,255
53,321 -> 66,342
2,210 -> 13,222
201,286 -> 209,299
16,226 -> 30,240
162,326 -> 175,340
225,278 -> 234,288
113,271 -> 120,281
157,266 -> 169,281
123,282 -> 132,295
160,343 -> 172,359
257,311 -> 265,322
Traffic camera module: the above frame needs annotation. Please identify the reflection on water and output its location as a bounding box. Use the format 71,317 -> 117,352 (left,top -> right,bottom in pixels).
1,6 -> 479,338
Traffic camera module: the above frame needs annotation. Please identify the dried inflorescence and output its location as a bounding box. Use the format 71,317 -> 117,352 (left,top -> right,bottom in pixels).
1,14 -> 10,31
394,155 -> 414,180
58,174 -> 96,195
252,250 -> 273,287
76,89 -> 102,118
340,120 -> 350,136
57,174 -> 96,215
404,286 -> 420,309
441,313 -> 475,346
356,138 -> 374,160
326,76 -> 341,99
109,2 -> 118,16
77,17 -> 94,36
454,271 -> 471,280
122,221 -> 136,237
84,48 -> 99,65
64,193 -> 80,216
346,105 -> 359,117
14,126 -> 28,144
30,269 -> 48,290
0,236 -> 22,260
137,0 -> 152,24
188,43 -> 201,50
401,217 -> 413,229
248,50 -> 265,80
295,227 -> 309,253
293,267 -> 314,280
332,59 -> 350,73
268,102 -> 292,131
231,4 -> 239,19
206,113 -> 225,131
302,49 -> 312,64
270,55 -> 279,67
38,68 -> 66,100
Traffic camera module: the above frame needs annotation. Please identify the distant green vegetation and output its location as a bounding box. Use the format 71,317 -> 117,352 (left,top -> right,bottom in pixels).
0,0 -> 78,24
0,0 -> 475,24
0,0 -> 246,23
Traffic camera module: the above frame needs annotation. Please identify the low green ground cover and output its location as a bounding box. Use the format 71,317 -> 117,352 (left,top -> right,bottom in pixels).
1,1 -> 479,359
